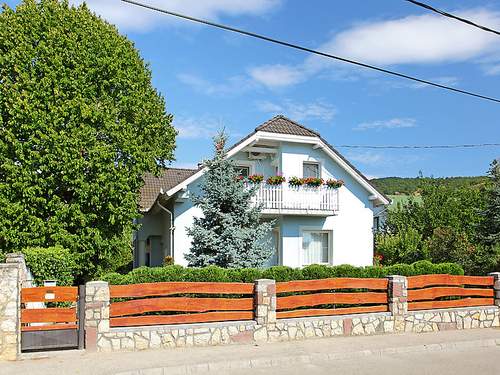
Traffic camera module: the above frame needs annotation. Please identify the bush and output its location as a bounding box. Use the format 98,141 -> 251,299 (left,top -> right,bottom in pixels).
22,247 -> 78,286
99,261 -> 465,285
425,227 -> 499,275
375,228 -> 428,265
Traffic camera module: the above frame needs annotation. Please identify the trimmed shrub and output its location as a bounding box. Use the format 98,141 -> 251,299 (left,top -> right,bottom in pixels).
99,261 -> 465,285
22,246 -> 78,286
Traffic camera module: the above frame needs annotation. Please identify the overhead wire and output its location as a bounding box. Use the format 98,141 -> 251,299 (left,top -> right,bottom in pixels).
406,0 -> 500,36
121,0 -> 500,104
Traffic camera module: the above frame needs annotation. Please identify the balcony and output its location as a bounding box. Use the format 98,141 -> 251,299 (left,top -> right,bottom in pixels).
251,184 -> 339,216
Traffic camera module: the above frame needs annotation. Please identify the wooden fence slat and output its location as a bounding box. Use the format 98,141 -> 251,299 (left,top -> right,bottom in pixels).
277,292 -> 387,310
110,311 -> 254,327
110,282 -> 254,298
407,275 -> 494,289
21,324 -> 78,332
277,305 -> 388,319
21,287 -> 78,303
276,278 -> 388,293
21,308 -> 77,324
408,287 -> 494,302
110,297 -> 254,317
408,298 -> 494,311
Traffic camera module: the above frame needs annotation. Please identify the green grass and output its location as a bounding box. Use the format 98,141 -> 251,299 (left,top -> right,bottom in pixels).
387,194 -> 422,210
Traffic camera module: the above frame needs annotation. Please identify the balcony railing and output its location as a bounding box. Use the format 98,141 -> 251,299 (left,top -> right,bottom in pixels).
250,184 -> 339,213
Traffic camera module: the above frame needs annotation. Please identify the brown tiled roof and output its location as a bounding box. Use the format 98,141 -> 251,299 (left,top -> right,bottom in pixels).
139,168 -> 198,212
255,115 -> 319,137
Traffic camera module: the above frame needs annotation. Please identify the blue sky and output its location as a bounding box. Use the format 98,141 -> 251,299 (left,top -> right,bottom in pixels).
5,0 -> 500,178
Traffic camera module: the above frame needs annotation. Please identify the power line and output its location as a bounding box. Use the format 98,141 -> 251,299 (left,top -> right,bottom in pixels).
334,143 -> 500,149
121,0 -> 500,104
406,0 -> 500,36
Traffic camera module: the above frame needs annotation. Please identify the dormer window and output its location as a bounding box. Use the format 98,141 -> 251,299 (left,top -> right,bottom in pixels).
303,162 -> 320,178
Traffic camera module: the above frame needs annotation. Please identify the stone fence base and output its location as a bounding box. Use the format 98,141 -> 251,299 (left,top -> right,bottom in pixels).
96,306 -> 500,352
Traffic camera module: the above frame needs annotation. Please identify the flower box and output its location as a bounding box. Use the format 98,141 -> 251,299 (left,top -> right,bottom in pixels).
325,179 -> 344,189
303,177 -> 324,187
266,175 -> 286,185
248,174 -> 264,184
288,176 -> 304,187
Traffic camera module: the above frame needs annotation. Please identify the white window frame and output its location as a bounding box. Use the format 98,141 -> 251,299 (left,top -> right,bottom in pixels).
234,160 -> 255,176
302,161 -> 321,179
299,228 -> 333,266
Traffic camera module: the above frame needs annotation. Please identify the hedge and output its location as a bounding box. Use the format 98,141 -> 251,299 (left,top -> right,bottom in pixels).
99,260 -> 464,285
22,246 -> 78,286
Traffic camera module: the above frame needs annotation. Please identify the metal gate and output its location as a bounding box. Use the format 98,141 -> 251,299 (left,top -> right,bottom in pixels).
21,285 -> 85,352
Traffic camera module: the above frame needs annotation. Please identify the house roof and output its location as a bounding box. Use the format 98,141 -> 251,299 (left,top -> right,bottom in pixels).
139,168 -> 198,211
255,115 -> 319,137
139,115 -> 390,211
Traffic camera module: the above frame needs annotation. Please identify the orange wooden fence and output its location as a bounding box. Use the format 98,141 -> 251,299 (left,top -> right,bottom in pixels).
21,286 -> 79,332
109,282 -> 254,327
407,274 -> 495,311
275,278 -> 389,319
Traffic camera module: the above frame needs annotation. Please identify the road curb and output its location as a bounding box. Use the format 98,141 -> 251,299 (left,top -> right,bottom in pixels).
113,338 -> 500,375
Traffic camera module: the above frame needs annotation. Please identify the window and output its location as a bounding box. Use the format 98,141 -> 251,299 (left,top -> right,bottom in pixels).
303,162 -> 320,178
302,230 -> 330,265
236,166 -> 250,178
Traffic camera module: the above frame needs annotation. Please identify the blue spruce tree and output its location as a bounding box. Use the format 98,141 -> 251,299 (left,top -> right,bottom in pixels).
185,132 -> 274,268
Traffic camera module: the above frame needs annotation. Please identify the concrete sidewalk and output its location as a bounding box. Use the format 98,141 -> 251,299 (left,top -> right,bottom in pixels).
1,328 -> 499,375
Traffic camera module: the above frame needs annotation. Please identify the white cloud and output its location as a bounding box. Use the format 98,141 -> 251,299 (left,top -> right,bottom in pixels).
354,118 -> 417,131
346,151 -> 386,166
410,76 -> 460,89
177,73 -> 255,96
174,116 -> 222,139
483,64 -> 500,75
248,64 -> 304,89
256,99 -> 337,122
327,9 -> 500,66
70,0 -> 281,32
248,8 -> 500,88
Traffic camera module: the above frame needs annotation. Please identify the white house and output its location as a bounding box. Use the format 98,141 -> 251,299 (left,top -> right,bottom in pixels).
134,115 -> 390,268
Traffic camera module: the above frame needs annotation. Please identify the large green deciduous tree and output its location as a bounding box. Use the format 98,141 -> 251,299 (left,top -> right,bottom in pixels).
185,132 -> 274,268
0,0 -> 176,280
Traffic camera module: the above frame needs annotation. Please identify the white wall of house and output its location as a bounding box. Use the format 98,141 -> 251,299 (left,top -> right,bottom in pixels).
278,142 -> 375,267
135,136 -> 382,269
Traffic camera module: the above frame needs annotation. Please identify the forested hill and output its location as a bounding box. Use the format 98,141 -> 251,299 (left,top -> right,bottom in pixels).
370,176 -> 488,195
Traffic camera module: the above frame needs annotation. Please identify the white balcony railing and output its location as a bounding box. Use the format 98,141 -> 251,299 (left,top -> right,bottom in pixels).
250,184 -> 339,213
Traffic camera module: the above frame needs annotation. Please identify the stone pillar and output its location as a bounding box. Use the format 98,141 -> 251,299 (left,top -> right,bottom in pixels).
5,253 -> 28,287
0,261 -> 20,361
254,279 -> 276,326
387,275 -> 408,317
489,272 -> 500,307
85,281 -> 110,351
